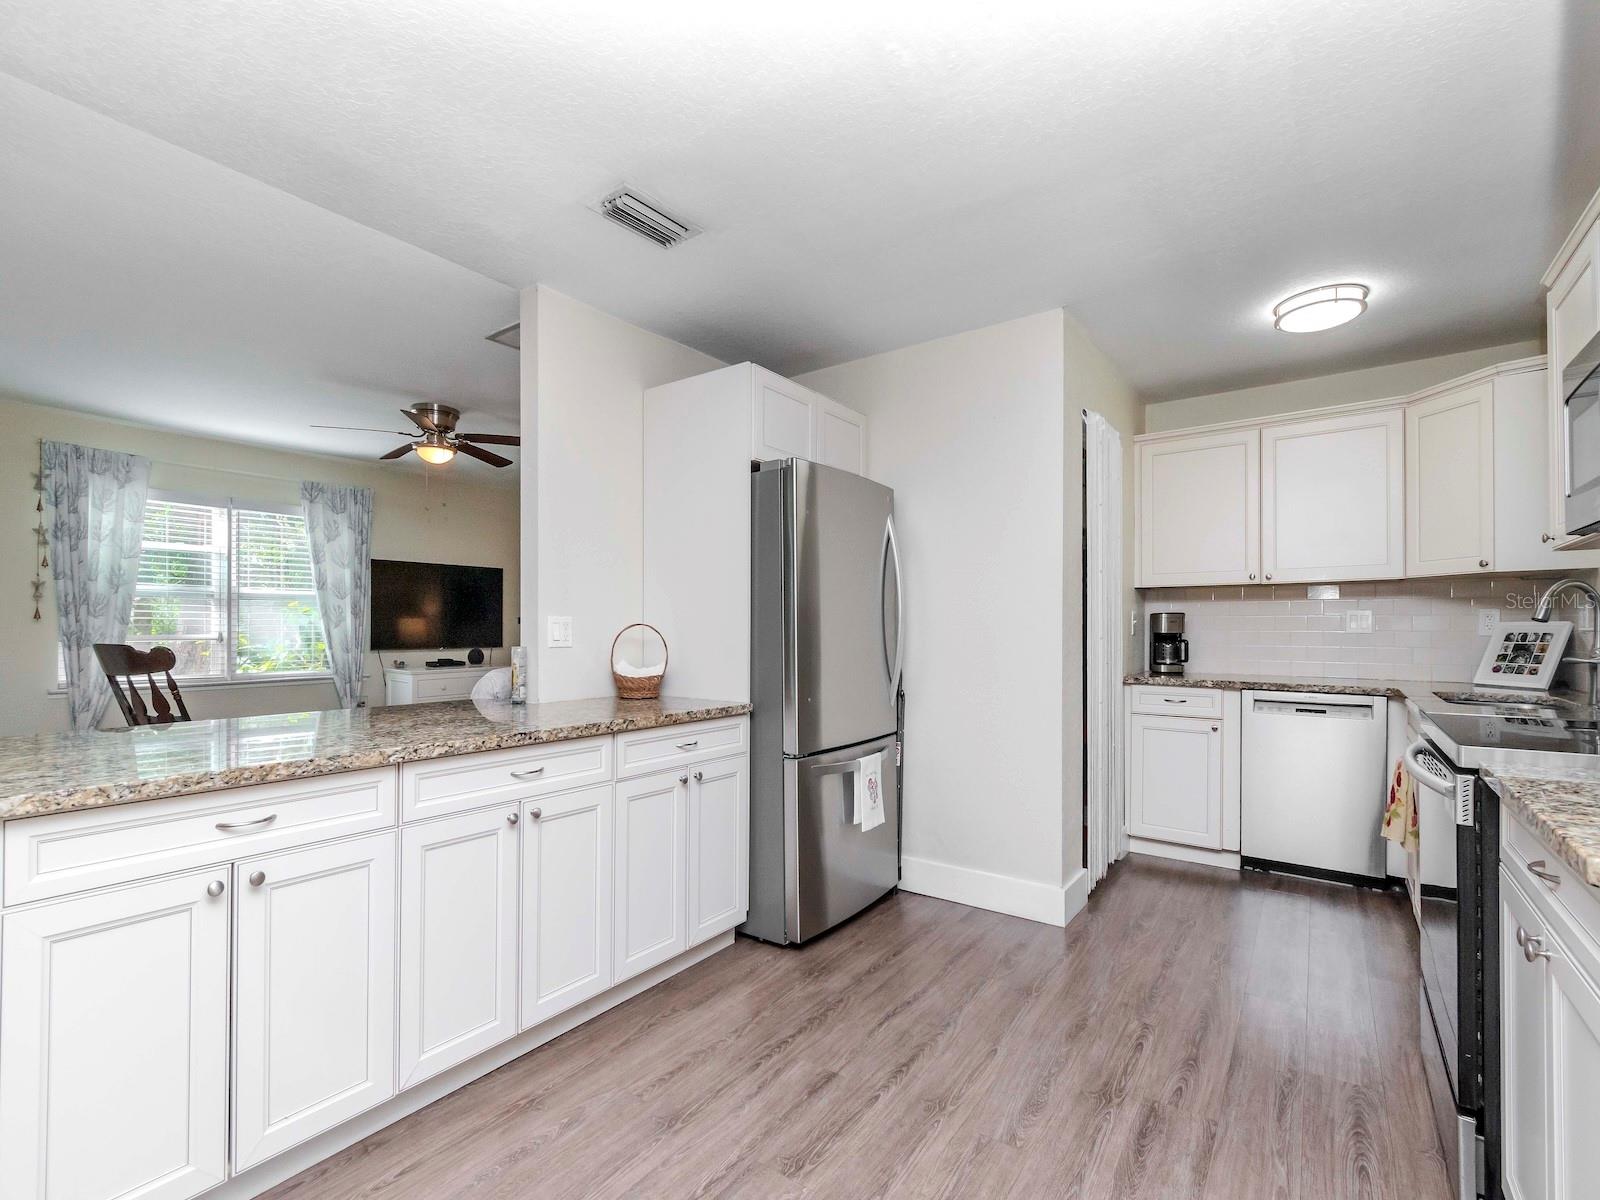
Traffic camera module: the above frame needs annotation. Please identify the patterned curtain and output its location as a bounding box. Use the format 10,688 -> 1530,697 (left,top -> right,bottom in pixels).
300,481 -> 373,709
42,441 -> 152,732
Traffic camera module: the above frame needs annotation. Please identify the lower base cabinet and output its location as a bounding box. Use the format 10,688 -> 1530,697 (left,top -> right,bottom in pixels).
1127,712 -> 1223,849
688,756 -> 749,945
233,830 -> 398,1171
522,784 -> 614,1028
614,770 -> 690,982
0,870 -> 230,1200
400,807 -> 521,1089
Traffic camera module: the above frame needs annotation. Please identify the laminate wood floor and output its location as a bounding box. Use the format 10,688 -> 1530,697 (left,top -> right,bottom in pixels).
263,857 -> 1450,1200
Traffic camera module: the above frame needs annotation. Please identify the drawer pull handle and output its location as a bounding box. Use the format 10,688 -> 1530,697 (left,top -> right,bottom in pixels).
676,740 -> 699,750
510,767 -> 546,780
1160,697 -> 1188,704
206,879 -> 226,898
216,813 -> 277,832
1528,859 -> 1562,888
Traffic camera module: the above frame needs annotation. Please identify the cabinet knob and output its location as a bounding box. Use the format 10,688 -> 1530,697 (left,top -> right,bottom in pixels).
248,870 -> 266,888
1479,559 -> 1489,569
1523,935 -> 1553,964
693,770 -> 703,782
528,807 -> 542,820
1211,725 -> 1219,732
206,879 -> 226,898
1248,573 -> 1256,581
679,775 -> 689,785
1543,533 -> 1555,543
507,811 -> 519,826
1264,573 -> 1273,581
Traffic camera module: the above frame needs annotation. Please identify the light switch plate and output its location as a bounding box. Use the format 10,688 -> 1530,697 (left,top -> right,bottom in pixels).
547,615 -> 573,648
1346,609 -> 1374,634
1477,608 -> 1500,636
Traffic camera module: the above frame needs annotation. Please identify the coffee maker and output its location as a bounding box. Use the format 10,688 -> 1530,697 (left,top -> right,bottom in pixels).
1149,612 -> 1189,676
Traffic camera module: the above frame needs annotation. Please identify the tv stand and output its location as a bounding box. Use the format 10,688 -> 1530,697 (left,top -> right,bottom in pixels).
383,665 -> 493,706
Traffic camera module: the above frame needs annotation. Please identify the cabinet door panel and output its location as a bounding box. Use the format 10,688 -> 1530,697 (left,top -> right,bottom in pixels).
1126,714 -> 1222,849
1549,930 -> 1600,1200
1263,408 -> 1404,581
522,784 -> 613,1028
0,872 -> 229,1200
753,371 -> 813,462
1499,868 -> 1549,1200
813,398 -> 866,475
688,757 -> 748,945
1137,430 -> 1260,586
400,808 -> 519,1088
614,772 -> 688,982
233,830 -> 397,1170
1408,381 -> 1496,576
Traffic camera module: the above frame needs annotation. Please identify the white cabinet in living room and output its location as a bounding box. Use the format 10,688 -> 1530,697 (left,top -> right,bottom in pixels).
522,783 -> 614,1029
233,830 -> 397,1170
0,870 -> 229,1200
614,770 -> 688,982
1126,712 -> 1223,849
399,807 -> 520,1089
688,756 -> 749,945
1136,428 -> 1260,586
1407,379 -> 1496,576
1262,408 -> 1404,582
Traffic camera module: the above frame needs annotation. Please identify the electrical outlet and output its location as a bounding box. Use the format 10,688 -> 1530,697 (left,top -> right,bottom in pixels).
546,615 -> 573,648
1345,609 -> 1374,634
1477,608 -> 1500,636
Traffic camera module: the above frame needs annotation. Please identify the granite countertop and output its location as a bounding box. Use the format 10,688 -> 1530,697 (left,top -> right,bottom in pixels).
0,696 -> 751,822
1483,765 -> 1600,890
1122,672 -> 1453,701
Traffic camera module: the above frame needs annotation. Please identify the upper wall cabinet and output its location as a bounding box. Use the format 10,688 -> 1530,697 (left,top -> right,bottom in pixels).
1136,428 -> 1260,587
1407,380 -> 1495,577
749,365 -> 866,474
1494,366 -> 1600,572
1263,409 -> 1404,583
1544,189 -> 1600,547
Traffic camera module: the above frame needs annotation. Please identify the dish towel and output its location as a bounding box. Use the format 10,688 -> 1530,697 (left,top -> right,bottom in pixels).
1381,756 -> 1419,853
855,752 -> 885,832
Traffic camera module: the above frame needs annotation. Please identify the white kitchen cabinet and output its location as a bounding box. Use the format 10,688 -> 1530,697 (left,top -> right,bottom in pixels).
748,364 -> 867,473
614,769 -> 689,982
1126,712 -> 1223,849
399,807 -> 520,1089
0,871 -> 230,1200
1490,363 -> 1600,573
812,392 -> 867,474
1543,194 -> 1600,547
1407,379 -> 1496,576
1136,427 -> 1261,587
687,755 -> 749,945
1547,925 -> 1600,1199
233,830 -> 398,1170
522,783 -> 614,1028
1262,408 -> 1404,582
1501,869 -> 1550,1200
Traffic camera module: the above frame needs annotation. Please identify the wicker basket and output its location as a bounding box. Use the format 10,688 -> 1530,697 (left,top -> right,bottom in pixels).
611,623 -> 668,700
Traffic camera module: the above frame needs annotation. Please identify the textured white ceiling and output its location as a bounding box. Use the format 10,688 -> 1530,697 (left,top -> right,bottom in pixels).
0,73 -> 519,473
2,1 -> 1598,398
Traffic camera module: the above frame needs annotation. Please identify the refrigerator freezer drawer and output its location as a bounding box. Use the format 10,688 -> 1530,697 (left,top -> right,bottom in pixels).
788,735 -> 900,943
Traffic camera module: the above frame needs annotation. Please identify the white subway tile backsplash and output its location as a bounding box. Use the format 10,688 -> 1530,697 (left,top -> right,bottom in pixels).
1140,574 -> 1595,685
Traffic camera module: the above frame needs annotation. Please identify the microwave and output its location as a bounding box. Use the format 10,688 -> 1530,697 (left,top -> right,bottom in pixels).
1565,329 -> 1600,537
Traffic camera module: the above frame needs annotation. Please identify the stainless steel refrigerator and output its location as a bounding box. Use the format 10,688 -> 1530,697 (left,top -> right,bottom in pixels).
743,459 -> 903,945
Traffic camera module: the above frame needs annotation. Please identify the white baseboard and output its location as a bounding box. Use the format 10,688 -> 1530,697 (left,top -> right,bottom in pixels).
901,856 -> 1089,928
1129,837 -> 1242,870
212,932 -> 735,1200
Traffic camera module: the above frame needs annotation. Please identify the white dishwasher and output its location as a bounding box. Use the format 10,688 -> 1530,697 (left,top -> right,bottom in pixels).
1240,689 -> 1389,882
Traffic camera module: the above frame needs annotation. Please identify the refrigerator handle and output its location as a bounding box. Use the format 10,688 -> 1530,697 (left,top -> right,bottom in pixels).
885,513 -> 905,696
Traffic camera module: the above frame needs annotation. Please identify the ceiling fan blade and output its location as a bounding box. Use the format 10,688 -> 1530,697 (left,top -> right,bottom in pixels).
458,433 -> 521,446
455,442 -> 512,468
380,443 -> 416,461
402,408 -> 439,434
311,424 -> 412,435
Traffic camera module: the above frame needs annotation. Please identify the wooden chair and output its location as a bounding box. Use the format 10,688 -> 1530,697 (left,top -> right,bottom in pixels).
93,644 -> 193,727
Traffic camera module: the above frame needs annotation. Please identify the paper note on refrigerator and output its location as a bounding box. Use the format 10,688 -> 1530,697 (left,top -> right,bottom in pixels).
855,752 -> 885,832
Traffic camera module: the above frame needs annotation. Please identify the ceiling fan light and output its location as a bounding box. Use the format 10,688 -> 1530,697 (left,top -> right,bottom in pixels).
1273,283 -> 1370,333
415,442 -> 455,465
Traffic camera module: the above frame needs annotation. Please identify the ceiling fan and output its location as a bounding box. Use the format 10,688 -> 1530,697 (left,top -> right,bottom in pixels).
313,404 -> 520,468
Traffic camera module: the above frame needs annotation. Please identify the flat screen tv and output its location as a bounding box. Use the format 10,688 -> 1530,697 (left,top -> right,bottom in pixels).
369,559 -> 504,650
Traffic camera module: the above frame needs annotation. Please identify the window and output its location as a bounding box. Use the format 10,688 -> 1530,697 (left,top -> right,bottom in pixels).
119,494 -> 329,681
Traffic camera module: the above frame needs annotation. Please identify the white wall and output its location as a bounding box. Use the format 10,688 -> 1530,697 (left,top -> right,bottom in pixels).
2,392 -> 520,736
800,311 -> 1075,924
522,286 -> 723,701
1143,338 -> 1543,432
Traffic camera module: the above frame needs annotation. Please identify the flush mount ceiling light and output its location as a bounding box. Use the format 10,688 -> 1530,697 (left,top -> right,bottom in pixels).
1273,283 -> 1370,333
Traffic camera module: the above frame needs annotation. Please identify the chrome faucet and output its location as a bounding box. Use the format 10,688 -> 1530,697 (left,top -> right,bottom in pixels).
1533,577 -> 1600,708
